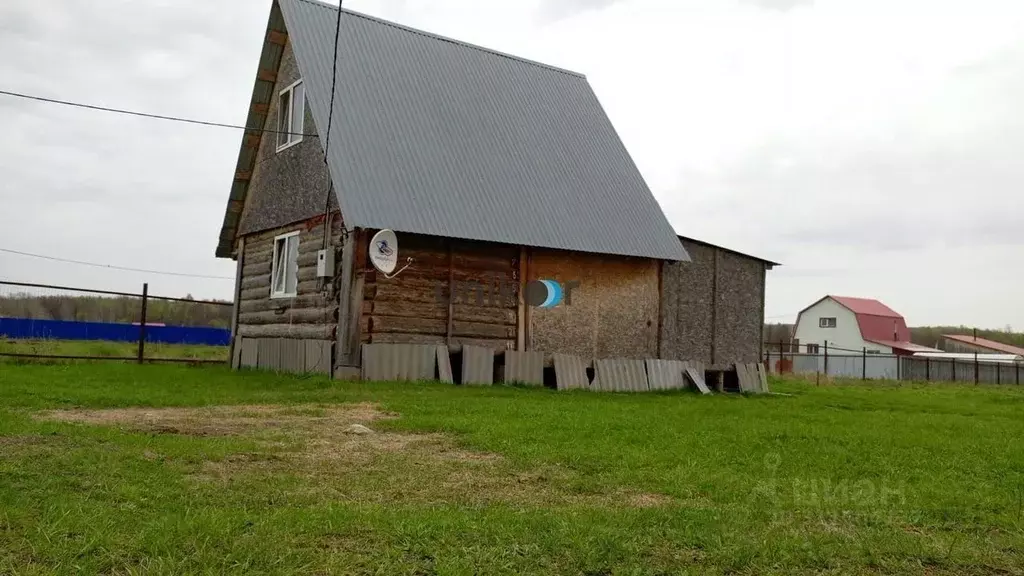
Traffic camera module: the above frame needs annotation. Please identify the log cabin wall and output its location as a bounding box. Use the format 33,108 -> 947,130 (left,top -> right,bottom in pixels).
233,214 -> 344,373
358,232 -> 519,353
527,249 -> 661,359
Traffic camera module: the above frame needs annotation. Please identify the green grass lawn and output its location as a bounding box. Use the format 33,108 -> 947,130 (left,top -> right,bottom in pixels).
0,338 -> 228,363
1,364 -> 1022,575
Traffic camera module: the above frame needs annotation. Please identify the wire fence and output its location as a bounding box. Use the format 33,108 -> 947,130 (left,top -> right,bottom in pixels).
764,341 -> 1023,386
0,280 -> 232,364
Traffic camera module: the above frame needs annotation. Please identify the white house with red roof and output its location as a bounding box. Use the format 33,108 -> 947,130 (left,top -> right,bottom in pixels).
793,296 -> 939,356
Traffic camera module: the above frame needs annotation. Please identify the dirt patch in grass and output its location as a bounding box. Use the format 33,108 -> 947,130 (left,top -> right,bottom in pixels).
38,403 -> 673,509
40,402 -> 394,436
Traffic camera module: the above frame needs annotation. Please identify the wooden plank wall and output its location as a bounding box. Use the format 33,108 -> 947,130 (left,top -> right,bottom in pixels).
236,214 -> 344,341
360,234 -> 518,352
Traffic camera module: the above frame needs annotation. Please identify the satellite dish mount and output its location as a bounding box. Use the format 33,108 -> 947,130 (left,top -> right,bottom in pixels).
369,229 -> 412,279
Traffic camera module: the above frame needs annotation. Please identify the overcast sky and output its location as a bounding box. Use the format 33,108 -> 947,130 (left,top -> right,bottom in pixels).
2,0 -> 1022,329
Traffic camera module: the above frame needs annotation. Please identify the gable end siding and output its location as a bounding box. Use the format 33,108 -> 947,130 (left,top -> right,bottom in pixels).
237,37 -> 335,238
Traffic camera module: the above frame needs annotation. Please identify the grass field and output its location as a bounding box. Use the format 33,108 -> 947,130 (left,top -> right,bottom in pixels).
0,338 -> 228,363
1,364 -> 1022,575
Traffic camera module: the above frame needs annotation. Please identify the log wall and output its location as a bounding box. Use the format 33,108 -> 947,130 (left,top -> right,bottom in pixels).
234,213 -> 344,372
358,233 -> 519,352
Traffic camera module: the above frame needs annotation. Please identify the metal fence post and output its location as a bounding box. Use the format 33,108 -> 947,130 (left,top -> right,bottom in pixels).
824,341 -> 829,376
926,356 -> 930,381
862,347 -> 867,380
779,339 -> 784,374
137,282 -> 149,364
974,350 -> 979,385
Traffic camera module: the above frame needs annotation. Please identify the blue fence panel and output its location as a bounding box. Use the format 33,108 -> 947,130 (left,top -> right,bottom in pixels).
0,318 -> 230,346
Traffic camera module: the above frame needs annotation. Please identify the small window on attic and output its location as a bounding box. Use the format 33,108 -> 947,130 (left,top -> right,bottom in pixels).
276,80 -> 305,151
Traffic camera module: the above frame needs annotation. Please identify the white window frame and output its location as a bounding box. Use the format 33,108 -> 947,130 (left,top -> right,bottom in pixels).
270,231 -> 301,299
276,79 -> 305,152
819,317 -> 837,328
806,344 -> 821,354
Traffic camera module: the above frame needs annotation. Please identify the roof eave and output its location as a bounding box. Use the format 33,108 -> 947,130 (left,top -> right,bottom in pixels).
214,1 -> 289,259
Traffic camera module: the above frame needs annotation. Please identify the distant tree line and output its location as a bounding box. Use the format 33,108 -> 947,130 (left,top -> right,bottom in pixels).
0,293 -> 232,328
763,323 -> 1023,349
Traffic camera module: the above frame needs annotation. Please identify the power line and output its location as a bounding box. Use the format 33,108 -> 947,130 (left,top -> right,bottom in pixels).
0,89 -> 318,138
324,0 -> 345,159
0,248 -> 234,280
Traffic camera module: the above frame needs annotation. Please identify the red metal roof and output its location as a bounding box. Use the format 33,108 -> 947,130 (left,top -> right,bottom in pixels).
829,296 -> 910,343
797,295 -> 911,344
942,334 -> 1024,356
830,296 -> 903,318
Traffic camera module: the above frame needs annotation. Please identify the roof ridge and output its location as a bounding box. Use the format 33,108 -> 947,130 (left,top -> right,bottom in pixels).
289,0 -> 586,79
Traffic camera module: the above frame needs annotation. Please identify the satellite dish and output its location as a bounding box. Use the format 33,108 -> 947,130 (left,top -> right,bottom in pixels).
369,230 -> 399,275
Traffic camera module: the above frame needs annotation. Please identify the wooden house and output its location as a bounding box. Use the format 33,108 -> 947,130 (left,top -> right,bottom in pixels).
216,0 -> 775,376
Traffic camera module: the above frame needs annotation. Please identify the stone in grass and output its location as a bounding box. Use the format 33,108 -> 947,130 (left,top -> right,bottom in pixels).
344,424 -> 374,436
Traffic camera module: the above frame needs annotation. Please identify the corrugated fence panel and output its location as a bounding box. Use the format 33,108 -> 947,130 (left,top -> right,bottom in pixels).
978,362 -> 999,384
304,340 -> 332,374
361,343 -> 436,382
436,346 -> 454,383
257,339 -> 281,371
502,351 -> 544,386
279,339 -> 303,373
645,359 -> 686,391
1000,364 -> 1021,385
933,359 -> 955,382
240,338 -> 259,368
0,317 -> 230,346
592,359 -> 648,392
791,354 -> 820,375
865,357 -> 898,380
553,354 -> 589,390
462,345 -> 494,386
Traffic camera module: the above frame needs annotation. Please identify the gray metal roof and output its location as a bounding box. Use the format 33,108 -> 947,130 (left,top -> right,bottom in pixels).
268,0 -> 689,261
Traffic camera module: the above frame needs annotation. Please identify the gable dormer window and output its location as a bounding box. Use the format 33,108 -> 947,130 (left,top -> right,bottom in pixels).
276,80 -> 305,151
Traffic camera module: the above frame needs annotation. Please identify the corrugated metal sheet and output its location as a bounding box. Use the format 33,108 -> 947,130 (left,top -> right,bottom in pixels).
461,345 -> 494,386
553,354 -> 589,390
240,338 -> 258,368
276,0 -> 689,262
684,362 -> 711,394
361,343 -> 436,382
258,339 -> 281,371
502,351 -> 544,386
436,346 -> 454,383
304,340 -> 332,374
592,359 -> 648,392
645,359 -> 686,391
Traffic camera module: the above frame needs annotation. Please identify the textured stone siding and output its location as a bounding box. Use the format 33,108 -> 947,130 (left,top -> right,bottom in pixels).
238,38 -> 334,236
713,250 -> 766,365
528,249 -> 659,359
659,242 -> 715,363
660,239 -> 767,366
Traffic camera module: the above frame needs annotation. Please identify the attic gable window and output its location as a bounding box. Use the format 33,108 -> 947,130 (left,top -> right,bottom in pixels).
276,80 -> 305,151
271,231 -> 300,298
819,317 -> 837,328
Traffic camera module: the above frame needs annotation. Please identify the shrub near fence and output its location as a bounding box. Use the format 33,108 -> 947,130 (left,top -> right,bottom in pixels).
0,280 -> 232,363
